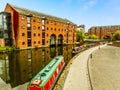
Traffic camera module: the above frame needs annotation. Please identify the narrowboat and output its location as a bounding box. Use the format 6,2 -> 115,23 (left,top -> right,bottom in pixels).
27,56 -> 65,90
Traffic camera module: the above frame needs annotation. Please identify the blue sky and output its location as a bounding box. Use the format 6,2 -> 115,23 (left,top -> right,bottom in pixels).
0,0 -> 120,32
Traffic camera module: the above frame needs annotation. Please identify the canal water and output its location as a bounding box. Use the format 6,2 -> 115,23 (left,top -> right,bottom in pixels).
0,45 -> 73,90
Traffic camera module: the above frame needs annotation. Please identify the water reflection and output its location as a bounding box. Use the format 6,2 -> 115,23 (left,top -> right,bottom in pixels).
0,45 -> 73,89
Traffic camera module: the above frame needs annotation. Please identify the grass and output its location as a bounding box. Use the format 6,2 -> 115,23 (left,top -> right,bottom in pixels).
0,46 -> 12,51
0,45 -> 20,52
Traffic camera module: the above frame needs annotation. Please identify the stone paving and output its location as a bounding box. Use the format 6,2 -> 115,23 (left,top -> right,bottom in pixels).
89,45 -> 120,90
63,44 -> 106,90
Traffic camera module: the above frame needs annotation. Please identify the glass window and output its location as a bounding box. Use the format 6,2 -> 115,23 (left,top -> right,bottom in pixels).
21,24 -> 25,29
27,17 -> 31,23
42,20 -> 44,25
34,41 -> 36,44
3,15 -> 6,22
42,32 -> 45,38
38,41 -> 40,44
38,18 -> 40,22
33,26 -> 36,30
33,33 -> 36,36
27,32 -> 31,38
42,26 -> 44,30
47,27 -> 49,30
33,19 -> 36,22
21,16 -> 24,20
38,33 -> 40,36
22,42 -> 25,45
38,26 -> 40,30
22,33 -> 25,36
27,23 -> 31,30
0,15 -> 2,26
4,33 -> 8,38
4,23 -> 7,30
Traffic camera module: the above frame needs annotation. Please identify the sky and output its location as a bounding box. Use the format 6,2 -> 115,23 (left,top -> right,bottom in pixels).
0,0 -> 120,32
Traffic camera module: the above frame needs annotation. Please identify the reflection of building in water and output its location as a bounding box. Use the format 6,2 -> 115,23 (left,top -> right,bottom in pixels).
0,54 -> 9,83
31,49 -> 43,76
50,47 -> 56,58
8,50 -> 29,87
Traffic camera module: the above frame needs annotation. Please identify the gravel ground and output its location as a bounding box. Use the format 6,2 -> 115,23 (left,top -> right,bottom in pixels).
89,45 -> 120,90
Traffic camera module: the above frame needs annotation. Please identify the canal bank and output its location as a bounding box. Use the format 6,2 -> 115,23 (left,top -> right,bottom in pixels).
54,44 -> 106,90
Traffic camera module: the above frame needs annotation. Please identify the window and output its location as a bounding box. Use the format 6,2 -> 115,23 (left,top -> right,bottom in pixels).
47,27 -> 49,30
22,42 -> 25,45
38,41 -> 40,44
27,17 -> 31,23
38,26 -> 40,30
42,26 -> 44,30
33,18 -> 36,22
34,41 -> 36,44
4,33 -> 8,38
42,20 -> 44,25
22,33 -> 25,36
33,26 -> 36,30
46,41 -> 48,43
47,34 -> 49,36
38,18 -> 40,22
33,33 -> 36,36
42,32 -> 45,38
42,39 -> 45,45
51,28 -> 53,30
21,16 -> 24,20
3,23 -> 7,30
47,21 -> 49,24
38,33 -> 40,36
54,28 -> 56,31
27,23 -> 31,30
21,24 -> 25,29
27,32 -> 31,38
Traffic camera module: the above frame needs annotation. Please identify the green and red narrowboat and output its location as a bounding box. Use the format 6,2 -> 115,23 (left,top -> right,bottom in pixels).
27,56 -> 65,90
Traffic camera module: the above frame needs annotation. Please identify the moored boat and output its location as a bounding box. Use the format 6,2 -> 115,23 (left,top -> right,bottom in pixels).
27,56 -> 65,90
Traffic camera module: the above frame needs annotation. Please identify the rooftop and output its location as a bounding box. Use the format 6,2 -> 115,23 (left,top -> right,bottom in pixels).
7,3 -> 74,24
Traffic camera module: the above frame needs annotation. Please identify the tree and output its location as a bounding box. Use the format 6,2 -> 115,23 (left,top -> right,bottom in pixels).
112,30 -> 120,40
90,34 -> 98,39
76,30 -> 84,42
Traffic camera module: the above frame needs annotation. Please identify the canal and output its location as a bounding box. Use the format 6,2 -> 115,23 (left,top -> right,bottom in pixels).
0,45 -> 73,90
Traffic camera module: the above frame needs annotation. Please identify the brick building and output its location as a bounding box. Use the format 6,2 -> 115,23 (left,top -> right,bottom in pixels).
0,3 -> 76,48
88,25 -> 120,40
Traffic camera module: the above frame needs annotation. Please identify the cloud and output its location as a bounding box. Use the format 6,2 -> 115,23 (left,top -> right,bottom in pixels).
82,0 -> 97,10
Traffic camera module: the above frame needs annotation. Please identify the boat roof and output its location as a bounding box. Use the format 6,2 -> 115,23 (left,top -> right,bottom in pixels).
30,56 -> 64,86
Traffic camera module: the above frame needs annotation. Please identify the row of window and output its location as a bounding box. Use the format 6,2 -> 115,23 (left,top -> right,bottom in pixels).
21,24 -> 74,32
22,41 -> 48,45
21,15 -> 75,28
22,33 -> 74,37
22,40 -> 74,45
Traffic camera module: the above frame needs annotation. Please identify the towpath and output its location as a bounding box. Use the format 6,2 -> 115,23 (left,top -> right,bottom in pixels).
63,44 -> 106,90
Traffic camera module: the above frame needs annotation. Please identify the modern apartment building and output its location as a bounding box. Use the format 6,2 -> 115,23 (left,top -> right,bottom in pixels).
88,25 -> 120,40
0,12 -> 12,47
0,3 -> 76,49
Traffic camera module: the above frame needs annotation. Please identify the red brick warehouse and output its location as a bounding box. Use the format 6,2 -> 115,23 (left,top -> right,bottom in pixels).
3,3 -> 77,49
88,25 -> 120,40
